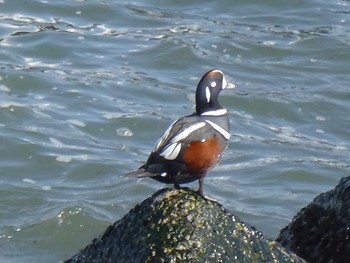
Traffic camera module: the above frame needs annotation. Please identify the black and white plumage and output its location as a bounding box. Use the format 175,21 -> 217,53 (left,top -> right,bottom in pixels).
125,69 -> 233,195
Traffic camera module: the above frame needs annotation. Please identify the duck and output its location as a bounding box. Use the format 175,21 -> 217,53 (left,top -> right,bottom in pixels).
125,69 -> 233,196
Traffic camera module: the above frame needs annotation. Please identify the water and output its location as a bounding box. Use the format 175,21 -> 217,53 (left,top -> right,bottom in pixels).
0,0 -> 349,262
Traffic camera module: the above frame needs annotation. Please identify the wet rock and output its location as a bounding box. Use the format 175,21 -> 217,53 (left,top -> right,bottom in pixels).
65,188 -> 304,263
277,176 -> 350,263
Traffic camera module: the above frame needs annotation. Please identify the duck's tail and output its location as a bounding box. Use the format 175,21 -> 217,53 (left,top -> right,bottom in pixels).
123,169 -> 155,178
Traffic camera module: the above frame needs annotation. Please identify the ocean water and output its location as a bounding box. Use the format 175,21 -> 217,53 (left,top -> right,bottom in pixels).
0,0 -> 349,262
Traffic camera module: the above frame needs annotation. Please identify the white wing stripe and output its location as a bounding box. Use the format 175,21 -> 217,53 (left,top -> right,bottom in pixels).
205,120 -> 230,140
160,143 -> 181,160
154,120 -> 177,151
170,122 -> 206,143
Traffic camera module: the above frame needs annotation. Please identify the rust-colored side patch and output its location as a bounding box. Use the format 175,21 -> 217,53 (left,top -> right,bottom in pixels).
182,136 -> 222,175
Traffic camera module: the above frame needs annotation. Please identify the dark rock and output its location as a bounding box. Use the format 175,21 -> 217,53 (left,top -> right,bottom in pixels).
277,176 -> 350,263
65,188 -> 304,263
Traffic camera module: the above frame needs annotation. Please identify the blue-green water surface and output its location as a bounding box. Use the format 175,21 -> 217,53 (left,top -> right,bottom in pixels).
0,0 -> 349,262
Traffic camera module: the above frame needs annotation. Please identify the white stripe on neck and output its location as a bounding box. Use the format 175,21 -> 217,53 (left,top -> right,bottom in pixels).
200,108 -> 227,116
205,120 -> 230,140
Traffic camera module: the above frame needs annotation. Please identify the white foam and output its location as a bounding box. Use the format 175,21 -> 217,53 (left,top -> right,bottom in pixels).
56,155 -> 72,163
67,119 -> 86,127
116,127 -> 133,137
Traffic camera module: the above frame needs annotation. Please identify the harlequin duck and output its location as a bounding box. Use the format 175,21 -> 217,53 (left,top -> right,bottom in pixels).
125,69 -> 233,196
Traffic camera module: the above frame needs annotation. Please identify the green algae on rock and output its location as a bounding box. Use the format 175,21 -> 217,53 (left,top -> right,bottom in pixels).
66,188 -> 305,263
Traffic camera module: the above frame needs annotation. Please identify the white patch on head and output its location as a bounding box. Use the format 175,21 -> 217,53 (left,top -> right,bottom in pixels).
209,69 -> 227,89
161,172 -> 167,177
210,81 -> 216,88
171,122 -> 206,143
222,76 -> 228,89
205,120 -> 230,140
160,143 -> 181,160
205,86 -> 211,103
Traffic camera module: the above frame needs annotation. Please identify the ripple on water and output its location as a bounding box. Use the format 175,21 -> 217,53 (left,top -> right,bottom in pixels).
0,0 -> 350,262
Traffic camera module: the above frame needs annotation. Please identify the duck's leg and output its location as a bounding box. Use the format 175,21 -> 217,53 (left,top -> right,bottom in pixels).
198,177 -> 217,201
198,177 -> 204,196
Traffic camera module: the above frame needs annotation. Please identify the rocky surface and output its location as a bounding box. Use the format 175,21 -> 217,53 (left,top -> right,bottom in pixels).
65,188 -> 304,263
277,176 -> 350,263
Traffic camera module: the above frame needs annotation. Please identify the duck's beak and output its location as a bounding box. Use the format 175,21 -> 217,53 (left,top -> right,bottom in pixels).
222,75 -> 235,89
226,82 -> 236,89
